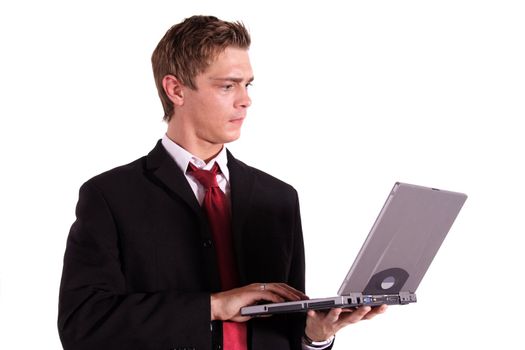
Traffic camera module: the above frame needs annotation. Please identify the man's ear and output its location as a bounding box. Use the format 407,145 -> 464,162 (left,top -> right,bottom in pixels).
162,75 -> 185,106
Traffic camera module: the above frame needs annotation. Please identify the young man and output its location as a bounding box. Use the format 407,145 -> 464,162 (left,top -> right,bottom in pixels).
58,15 -> 386,350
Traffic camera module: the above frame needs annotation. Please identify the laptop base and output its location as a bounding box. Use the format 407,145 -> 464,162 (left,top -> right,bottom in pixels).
241,292 -> 417,317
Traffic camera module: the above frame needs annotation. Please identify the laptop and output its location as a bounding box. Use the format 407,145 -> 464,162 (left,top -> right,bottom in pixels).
241,182 -> 467,316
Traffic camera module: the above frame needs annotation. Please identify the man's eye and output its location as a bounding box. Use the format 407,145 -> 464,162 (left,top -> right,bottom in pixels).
223,84 -> 234,91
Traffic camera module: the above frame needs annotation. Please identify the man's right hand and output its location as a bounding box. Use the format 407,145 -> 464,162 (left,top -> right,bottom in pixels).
210,283 -> 308,322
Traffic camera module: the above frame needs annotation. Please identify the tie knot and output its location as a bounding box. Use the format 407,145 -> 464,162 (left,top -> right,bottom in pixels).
188,162 -> 220,189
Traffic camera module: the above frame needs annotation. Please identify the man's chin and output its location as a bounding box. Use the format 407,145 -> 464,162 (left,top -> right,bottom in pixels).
222,131 -> 242,144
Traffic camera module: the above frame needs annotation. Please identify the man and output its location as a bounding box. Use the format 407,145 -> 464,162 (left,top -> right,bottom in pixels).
58,15 -> 386,350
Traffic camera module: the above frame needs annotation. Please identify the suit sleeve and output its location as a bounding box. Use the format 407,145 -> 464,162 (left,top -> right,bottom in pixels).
58,181 -> 211,350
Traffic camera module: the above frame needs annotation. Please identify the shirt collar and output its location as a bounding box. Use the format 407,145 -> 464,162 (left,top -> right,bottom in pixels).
161,134 -> 230,180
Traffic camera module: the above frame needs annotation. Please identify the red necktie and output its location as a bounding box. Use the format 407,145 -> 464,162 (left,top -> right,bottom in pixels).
188,163 -> 247,350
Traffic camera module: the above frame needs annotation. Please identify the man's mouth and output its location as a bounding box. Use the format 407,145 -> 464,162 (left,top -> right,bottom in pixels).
230,117 -> 245,123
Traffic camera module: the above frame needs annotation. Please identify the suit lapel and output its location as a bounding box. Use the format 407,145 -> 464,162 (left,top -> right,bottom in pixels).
227,150 -> 256,283
146,141 -> 221,291
146,142 -> 255,285
145,140 -> 204,218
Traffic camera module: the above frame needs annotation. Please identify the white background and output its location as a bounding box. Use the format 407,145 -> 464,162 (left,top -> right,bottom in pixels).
1,0 -> 524,349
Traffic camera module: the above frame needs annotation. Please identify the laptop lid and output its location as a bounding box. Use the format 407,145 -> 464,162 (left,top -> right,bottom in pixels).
241,182 -> 467,316
338,182 -> 467,296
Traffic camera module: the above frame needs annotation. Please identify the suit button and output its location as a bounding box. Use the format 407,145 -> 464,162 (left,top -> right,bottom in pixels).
203,239 -> 213,248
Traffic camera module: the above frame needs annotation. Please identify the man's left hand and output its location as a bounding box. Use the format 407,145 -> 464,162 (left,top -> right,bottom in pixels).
305,304 -> 388,341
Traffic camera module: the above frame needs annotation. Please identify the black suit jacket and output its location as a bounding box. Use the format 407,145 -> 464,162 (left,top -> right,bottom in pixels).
58,141 -> 307,350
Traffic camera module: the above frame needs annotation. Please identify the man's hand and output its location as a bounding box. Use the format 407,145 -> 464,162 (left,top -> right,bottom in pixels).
211,283 -> 308,322
305,305 -> 388,341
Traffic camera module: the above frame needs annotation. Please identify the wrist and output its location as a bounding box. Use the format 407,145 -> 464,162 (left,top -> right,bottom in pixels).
210,293 -> 222,321
303,332 -> 334,348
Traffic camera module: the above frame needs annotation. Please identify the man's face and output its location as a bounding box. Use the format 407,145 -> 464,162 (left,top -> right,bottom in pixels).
178,47 -> 253,147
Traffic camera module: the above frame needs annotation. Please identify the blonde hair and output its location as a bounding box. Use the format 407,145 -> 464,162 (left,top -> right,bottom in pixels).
151,15 -> 251,121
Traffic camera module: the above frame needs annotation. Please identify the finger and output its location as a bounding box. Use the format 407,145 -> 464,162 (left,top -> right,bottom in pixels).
275,283 -> 309,299
265,283 -> 306,301
252,290 -> 286,304
325,308 -> 343,323
339,307 -> 356,313
363,304 -> 388,320
333,306 -> 371,325
377,304 -> 388,313
348,306 -> 371,321
244,285 -> 287,304
261,283 -> 305,301
371,304 -> 388,315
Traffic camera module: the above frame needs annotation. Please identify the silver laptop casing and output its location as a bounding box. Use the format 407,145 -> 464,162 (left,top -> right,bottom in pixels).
241,182 -> 467,316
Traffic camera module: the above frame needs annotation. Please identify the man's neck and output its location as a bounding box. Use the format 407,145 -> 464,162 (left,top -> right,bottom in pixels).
165,131 -> 223,164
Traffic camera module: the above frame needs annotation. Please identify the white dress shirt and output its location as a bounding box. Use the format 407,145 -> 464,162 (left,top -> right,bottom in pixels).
161,134 -> 333,349
161,134 -> 230,204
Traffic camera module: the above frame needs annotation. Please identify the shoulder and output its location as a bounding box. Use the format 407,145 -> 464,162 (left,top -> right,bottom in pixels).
227,153 -> 298,199
81,156 -> 147,192
249,161 -> 296,192
81,140 -> 166,192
